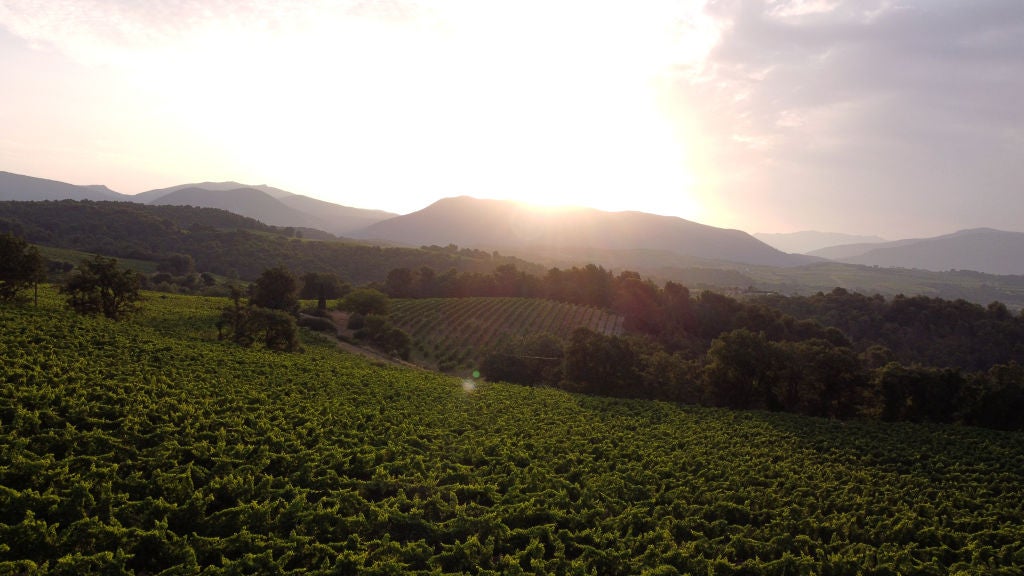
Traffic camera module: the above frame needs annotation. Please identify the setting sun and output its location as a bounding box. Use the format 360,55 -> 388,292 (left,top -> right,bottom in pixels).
1,0 -> 717,223
4,1 -> 1023,237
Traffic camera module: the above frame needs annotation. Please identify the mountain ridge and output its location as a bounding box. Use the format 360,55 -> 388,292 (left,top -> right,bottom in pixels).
132,181 -> 295,202
6,170 -> 1024,276
825,228 -> 1024,276
353,196 -> 815,268
0,171 -> 396,236
755,230 -> 887,254
0,171 -> 129,201
147,186 -> 338,233
138,183 -> 395,235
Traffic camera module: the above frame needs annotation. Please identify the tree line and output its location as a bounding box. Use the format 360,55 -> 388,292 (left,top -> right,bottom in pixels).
384,263 -> 1024,365
382,263 -> 1024,430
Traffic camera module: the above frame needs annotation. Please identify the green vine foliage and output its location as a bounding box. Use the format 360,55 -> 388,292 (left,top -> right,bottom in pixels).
1,288 -> 1023,574
389,297 -> 622,370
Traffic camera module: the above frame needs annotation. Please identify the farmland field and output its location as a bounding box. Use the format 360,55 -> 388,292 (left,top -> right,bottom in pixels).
1,290 -> 1023,574
389,297 -> 623,371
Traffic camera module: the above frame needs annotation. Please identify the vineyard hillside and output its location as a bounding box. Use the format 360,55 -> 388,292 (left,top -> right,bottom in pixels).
389,297 -> 624,372
1,290 -> 1023,574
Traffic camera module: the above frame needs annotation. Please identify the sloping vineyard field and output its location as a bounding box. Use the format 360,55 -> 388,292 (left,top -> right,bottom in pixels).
1,291 -> 1023,574
390,297 -> 624,370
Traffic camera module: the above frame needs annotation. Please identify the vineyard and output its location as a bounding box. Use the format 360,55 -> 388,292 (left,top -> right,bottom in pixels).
389,297 -> 623,371
2,290 -> 1024,574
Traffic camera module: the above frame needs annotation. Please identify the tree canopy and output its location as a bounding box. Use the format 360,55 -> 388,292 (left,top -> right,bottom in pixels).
0,232 -> 45,303
61,255 -> 140,319
250,266 -> 299,313
339,288 -> 390,316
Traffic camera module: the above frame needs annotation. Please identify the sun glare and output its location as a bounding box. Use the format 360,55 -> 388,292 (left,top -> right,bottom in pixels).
112,2 -> 716,221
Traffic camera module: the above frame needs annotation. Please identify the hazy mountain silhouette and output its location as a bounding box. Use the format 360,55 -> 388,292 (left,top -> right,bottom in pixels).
133,181 -> 294,203
277,194 -> 396,234
754,231 -> 886,254
353,196 -> 815,268
808,239 -> 922,260
10,171 -> 1022,275
0,171 -> 128,201
137,182 -> 395,235
812,228 -> 1024,275
147,187 -> 337,231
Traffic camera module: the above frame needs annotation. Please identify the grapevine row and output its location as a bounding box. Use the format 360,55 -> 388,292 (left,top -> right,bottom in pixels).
389,297 -> 624,370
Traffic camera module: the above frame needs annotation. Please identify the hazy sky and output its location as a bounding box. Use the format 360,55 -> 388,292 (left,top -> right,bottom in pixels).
2,0 -> 1022,238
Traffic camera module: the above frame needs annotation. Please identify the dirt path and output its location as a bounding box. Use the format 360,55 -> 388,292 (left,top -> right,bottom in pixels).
321,310 -> 419,369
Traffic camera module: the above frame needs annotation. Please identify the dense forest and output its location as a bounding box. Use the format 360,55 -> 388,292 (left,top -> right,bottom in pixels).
2,290 -> 1023,574
0,201 -> 537,283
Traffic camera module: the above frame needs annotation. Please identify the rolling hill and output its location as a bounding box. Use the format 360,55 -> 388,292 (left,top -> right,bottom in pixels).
141,184 -> 396,236
277,193 -> 396,234
147,186 -> 335,232
1,171 -> 396,236
0,170 -> 128,201
811,228 -> 1024,275
6,170 -> 1024,300
132,180 -> 296,202
0,200 -> 539,283
354,196 -> 815,268
806,239 -> 922,260
754,230 -> 886,254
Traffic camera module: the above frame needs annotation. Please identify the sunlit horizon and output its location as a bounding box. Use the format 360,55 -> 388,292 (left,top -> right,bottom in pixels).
3,1 -> 1022,237
1,1 -> 719,226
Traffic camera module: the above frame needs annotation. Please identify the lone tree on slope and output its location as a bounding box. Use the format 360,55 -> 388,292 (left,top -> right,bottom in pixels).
250,265 -> 299,313
61,255 -> 140,319
0,232 -> 46,304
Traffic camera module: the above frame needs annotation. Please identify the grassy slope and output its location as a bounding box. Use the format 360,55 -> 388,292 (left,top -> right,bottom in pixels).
1,289 -> 1023,574
35,244 -> 159,275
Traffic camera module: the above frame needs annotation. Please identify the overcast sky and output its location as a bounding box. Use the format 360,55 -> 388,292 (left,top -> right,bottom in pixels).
1,0 -> 1022,238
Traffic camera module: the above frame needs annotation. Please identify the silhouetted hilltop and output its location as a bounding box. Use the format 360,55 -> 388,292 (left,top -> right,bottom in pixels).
354,196 -> 814,268
278,193 -> 396,234
0,171 -> 128,201
133,181 -> 294,202
755,230 -> 886,254
813,228 -> 1024,275
138,182 -> 394,235
148,186 -> 332,232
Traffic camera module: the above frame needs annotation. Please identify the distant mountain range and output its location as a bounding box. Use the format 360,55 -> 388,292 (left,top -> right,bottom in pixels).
808,239 -> 923,261
754,231 -> 887,254
352,196 -> 815,268
5,170 -> 1024,276
132,181 -> 295,202
809,228 -> 1024,276
0,171 -> 394,236
140,183 -> 396,236
0,171 -> 125,202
